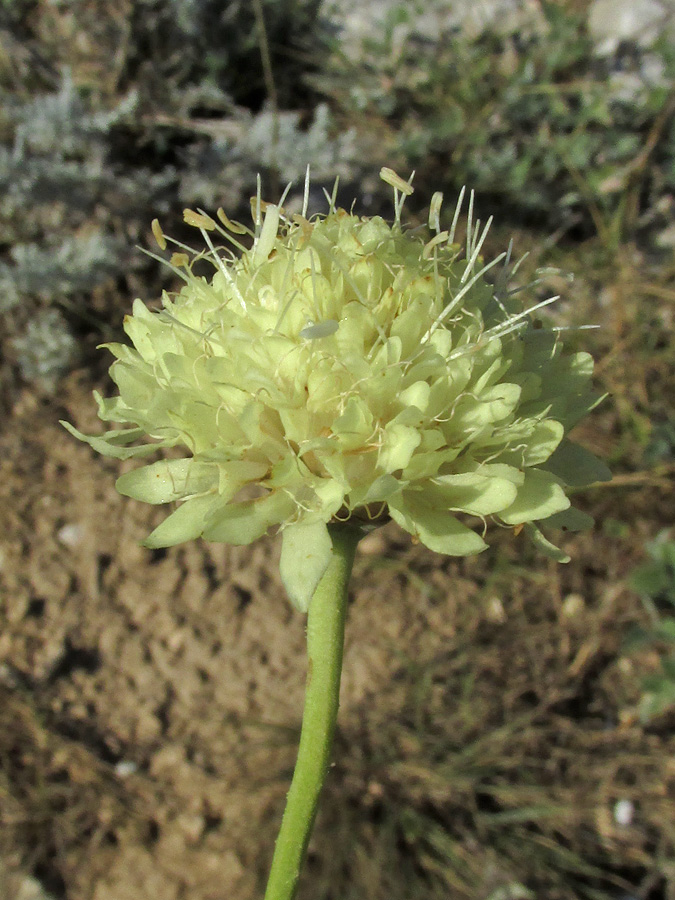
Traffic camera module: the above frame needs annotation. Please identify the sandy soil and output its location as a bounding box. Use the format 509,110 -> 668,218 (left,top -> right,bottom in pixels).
1,374 -> 673,900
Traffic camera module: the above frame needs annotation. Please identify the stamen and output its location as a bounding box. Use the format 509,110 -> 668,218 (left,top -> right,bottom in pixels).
302,165 -> 311,219
151,218 -> 167,250
216,208 -> 249,235
465,190 -> 475,259
329,176 -> 340,213
423,252 -> 507,341
253,174 -> 263,235
448,186 -> 466,246
138,246 -> 191,283
183,209 -> 216,230
484,295 -> 561,341
422,231 -> 450,259
462,216 -> 493,283
278,181 -> 294,212
380,167 -> 415,196
253,204 -> 280,264
199,225 -> 246,309
428,192 -> 443,232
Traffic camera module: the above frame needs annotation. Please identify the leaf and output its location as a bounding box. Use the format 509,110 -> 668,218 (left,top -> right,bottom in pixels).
543,506 -> 594,533
653,621 -> 675,645
524,523 -> 570,564
279,521 -> 333,613
543,440 -> 611,486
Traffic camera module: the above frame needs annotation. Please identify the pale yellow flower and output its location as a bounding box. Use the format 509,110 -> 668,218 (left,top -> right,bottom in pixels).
64,169 -> 609,608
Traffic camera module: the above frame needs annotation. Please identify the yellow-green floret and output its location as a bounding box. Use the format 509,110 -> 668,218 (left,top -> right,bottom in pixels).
64,171 -> 610,576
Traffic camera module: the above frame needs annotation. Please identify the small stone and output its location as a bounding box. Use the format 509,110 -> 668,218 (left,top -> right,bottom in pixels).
57,523 -> 84,547
613,798 -> 635,826
562,593 -> 585,617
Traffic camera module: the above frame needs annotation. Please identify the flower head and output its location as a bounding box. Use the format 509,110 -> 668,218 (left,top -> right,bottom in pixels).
65,169 -> 609,608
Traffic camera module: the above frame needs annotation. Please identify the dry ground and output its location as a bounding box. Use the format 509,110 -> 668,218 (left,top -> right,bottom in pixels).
0,365 -> 673,900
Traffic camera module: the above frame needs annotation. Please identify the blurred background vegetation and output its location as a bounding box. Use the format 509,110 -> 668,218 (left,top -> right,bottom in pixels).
0,1 -> 674,899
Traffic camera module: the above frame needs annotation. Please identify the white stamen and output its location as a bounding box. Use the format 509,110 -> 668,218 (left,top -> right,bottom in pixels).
466,190 -> 475,258
462,216 -> 493,283
423,252 -> 507,341
323,176 -> 340,214
302,165 -> 311,219
428,192 -> 443,232
277,184 -> 293,217
198,226 -> 246,309
253,204 -> 280,264
138,246 -> 191,284
254,174 -> 262,234
485,295 -> 561,341
448,186 -> 466,245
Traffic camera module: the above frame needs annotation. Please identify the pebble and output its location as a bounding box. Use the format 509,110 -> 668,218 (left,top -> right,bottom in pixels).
613,798 -> 635,826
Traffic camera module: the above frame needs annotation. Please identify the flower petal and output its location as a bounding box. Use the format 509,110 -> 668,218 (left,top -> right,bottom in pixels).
390,496 -> 487,556
500,469 -> 570,525
202,491 -> 294,544
379,423 -> 422,473
116,458 -> 217,504
60,422 -> 176,459
143,495 -> 219,548
432,471 -> 519,516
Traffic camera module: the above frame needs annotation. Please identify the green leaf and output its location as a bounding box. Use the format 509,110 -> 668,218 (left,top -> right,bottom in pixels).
543,440 -> 611,486
524,523 -> 570,563
631,561 -> 671,600
544,506 -> 594,532
653,621 -> 675,645
280,521 -> 333,613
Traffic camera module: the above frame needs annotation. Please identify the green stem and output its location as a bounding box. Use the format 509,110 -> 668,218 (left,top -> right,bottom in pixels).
264,524 -> 361,900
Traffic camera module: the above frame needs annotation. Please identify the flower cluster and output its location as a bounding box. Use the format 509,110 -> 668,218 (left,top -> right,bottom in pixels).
65,169 -> 609,604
